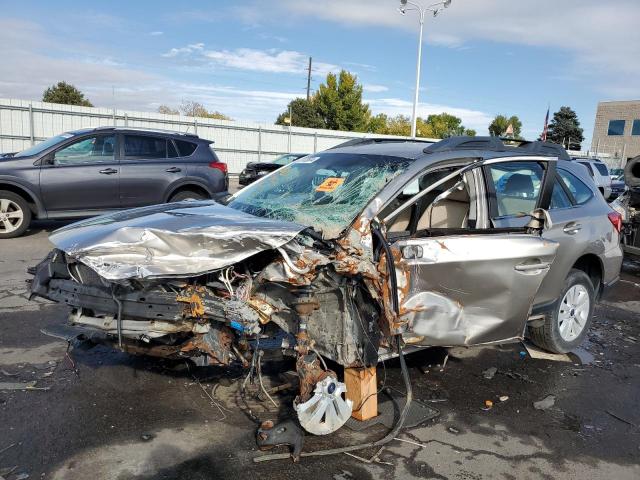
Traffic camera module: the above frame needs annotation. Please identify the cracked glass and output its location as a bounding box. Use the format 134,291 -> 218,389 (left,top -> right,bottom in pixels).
227,152 -> 411,237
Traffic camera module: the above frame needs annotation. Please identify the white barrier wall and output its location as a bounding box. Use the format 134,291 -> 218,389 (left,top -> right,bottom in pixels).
0,98 -> 429,173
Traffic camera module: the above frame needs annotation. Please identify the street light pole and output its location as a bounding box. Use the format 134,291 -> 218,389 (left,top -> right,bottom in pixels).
399,0 -> 452,138
411,11 -> 425,138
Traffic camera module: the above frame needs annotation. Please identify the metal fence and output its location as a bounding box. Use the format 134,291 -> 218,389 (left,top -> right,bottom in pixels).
0,98 -> 425,174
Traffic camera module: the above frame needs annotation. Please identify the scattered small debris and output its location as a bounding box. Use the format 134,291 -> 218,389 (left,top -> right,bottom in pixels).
15,473 -> 30,480
482,367 -> 497,380
440,353 -> 449,372
0,381 -> 49,391
0,466 -> 18,478
140,434 -> 155,442
499,395 -> 509,402
483,400 -> 494,410
0,443 -> 17,455
447,426 -> 460,434
533,395 -> 556,410
605,410 -> 638,428
0,370 -> 18,377
519,350 -> 527,360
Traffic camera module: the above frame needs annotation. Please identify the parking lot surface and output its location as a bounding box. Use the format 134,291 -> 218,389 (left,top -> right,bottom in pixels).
1,207 -> 639,479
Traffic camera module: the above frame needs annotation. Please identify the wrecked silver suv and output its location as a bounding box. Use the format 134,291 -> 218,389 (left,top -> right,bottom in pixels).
29,136 -> 623,436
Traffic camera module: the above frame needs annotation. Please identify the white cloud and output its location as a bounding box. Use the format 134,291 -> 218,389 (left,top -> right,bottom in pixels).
165,45 -> 338,76
150,31 -> 164,36
363,84 -> 388,93
162,43 -> 205,58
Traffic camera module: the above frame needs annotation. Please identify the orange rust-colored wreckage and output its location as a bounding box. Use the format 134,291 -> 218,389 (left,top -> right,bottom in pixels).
28,200 -> 417,458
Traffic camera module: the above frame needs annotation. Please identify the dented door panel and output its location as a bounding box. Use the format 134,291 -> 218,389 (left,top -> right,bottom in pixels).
392,234 -> 558,346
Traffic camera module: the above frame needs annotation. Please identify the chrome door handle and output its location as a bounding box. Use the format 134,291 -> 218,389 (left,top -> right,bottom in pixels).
99,168 -> 118,175
515,262 -> 551,272
165,167 -> 182,173
563,222 -> 582,235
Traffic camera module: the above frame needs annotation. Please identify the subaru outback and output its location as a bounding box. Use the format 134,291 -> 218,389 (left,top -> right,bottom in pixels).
29,136 -> 623,435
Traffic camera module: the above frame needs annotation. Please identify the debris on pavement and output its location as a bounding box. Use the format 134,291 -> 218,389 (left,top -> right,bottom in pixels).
499,395 -> 509,402
482,367 -> 497,379
256,419 -> 305,462
483,399 -> 494,410
533,394 -> 556,410
0,381 -> 49,391
523,342 -> 572,362
605,410 -> 638,428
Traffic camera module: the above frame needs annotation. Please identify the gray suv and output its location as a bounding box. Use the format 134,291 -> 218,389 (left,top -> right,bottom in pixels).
0,127 -> 228,238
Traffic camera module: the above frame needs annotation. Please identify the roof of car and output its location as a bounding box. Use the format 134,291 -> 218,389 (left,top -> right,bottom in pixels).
326,136 -> 571,162
328,139 -> 435,159
72,126 -> 202,139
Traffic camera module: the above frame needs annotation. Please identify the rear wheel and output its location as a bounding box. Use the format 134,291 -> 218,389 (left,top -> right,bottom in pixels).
169,190 -> 208,202
0,191 -> 31,239
528,269 -> 595,353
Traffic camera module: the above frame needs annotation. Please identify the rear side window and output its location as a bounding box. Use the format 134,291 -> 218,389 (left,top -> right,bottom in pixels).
487,162 -> 544,217
593,163 -> 609,176
550,178 -> 572,209
175,140 -> 197,157
558,169 -> 593,205
124,135 -> 167,159
578,162 -> 593,177
168,141 -> 179,158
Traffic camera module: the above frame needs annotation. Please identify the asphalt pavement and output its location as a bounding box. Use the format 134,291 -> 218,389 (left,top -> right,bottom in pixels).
1,198 -> 639,480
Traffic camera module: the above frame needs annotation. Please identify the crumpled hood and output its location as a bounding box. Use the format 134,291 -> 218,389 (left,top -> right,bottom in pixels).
49,201 -> 307,281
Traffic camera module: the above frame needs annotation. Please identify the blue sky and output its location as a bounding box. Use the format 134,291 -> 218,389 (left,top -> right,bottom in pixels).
1,0 -> 639,147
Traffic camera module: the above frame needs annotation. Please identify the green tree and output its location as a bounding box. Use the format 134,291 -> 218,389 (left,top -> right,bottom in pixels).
180,100 -> 231,120
42,81 -> 93,107
315,70 -> 371,132
488,114 -> 522,138
546,106 -> 584,149
275,98 -> 324,129
420,113 -> 476,138
366,113 -> 389,134
157,105 -> 179,115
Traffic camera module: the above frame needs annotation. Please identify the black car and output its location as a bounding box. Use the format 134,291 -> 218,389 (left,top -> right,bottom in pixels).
238,153 -> 307,185
0,127 -> 228,238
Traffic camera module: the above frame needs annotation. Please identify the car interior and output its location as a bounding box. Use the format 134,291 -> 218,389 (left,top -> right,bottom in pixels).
381,167 -> 474,235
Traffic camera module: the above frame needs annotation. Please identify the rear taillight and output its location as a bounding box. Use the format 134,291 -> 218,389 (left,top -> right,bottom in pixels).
209,162 -> 228,175
608,211 -> 622,233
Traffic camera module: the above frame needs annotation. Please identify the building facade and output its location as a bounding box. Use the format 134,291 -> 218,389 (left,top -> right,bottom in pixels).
591,100 -> 640,166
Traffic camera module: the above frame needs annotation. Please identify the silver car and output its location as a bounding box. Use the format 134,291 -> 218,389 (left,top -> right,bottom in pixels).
30,136 -> 623,435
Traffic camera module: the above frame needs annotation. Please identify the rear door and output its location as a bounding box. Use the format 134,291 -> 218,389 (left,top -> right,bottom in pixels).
118,134 -> 186,208
382,157 -> 558,346
40,133 -> 120,213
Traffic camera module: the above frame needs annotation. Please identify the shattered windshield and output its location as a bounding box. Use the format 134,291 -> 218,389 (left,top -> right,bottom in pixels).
227,152 -> 410,236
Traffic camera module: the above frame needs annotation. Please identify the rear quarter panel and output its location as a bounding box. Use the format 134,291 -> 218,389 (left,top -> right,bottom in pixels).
534,164 -> 622,306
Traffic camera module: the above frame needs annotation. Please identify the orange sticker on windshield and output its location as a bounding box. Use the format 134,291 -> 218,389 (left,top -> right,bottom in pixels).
316,177 -> 345,192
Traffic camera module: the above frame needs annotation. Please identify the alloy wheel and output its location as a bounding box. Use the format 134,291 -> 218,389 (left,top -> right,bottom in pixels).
0,198 -> 24,234
557,284 -> 590,341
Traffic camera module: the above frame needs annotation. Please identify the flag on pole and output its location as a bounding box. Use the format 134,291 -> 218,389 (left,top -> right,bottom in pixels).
541,107 -> 550,141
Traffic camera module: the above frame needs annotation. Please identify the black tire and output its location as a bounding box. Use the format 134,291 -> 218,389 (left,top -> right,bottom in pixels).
0,190 -> 32,239
169,190 -> 208,202
528,269 -> 595,353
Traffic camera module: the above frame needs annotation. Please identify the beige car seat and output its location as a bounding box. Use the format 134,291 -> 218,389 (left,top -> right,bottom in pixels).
497,173 -> 536,216
417,184 -> 470,230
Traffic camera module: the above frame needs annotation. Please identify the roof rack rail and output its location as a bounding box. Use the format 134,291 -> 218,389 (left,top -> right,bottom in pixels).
329,137 -> 433,150
423,135 -> 570,160
515,140 -> 570,160
94,126 -> 199,137
423,136 -> 505,153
